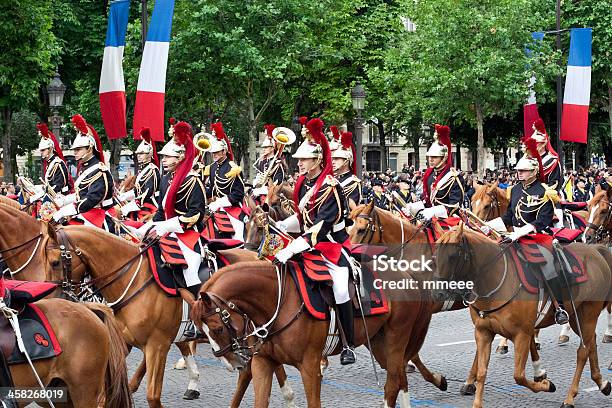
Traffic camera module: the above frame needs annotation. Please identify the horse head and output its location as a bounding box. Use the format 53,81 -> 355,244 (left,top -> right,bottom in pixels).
471,182 -> 507,221
244,206 -> 268,250
584,189 -> 612,243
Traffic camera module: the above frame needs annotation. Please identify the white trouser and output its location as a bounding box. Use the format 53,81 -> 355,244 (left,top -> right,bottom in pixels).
324,260 -> 350,304
175,234 -> 203,287
224,211 -> 245,242
538,246 -> 557,280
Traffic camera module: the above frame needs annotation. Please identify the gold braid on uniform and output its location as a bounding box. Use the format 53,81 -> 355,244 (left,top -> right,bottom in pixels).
514,185 -> 556,225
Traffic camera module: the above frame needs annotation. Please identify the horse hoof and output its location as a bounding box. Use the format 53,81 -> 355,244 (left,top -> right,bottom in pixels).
548,380 -> 556,393
601,381 -> 611,396
535,342 -> 541,350
534,373 -> 547,382
603,334 -> 612,343
558,335 -> 570,345
560,404 -> 574,408
406,363 -> 416,373
183,389 -> 200,400
460,384 -> 476,396
438,376 -> 448,392
496,345 -> 508,355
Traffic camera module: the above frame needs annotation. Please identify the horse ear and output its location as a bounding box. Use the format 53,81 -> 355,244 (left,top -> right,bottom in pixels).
201,292 -> 213,308
432,218 -> 444,237
366,200 -> 374,212
348,198 -> 357,211
457,221 -> 465,232
45,222 -> 58,241
607,187 -> 612,201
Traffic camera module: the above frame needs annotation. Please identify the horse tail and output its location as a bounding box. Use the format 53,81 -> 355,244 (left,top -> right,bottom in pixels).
84,303 -> 134,408
594,246 -> 612,305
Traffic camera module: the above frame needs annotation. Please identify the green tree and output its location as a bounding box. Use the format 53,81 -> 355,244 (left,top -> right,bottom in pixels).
0,0 -> 58,181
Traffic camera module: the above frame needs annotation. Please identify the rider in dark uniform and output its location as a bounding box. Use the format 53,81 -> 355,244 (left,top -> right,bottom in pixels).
204,122 -> 246,241
37,123 -> 71,195
422,124 -> 464,216
500,138 -> 567,325
330,129 -> 362,207
251,125 -> 292,202
274,118 -> 357,365
369,179 -> 389,210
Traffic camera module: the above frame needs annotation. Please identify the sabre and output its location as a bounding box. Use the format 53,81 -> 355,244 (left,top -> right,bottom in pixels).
462,208 -> 504,240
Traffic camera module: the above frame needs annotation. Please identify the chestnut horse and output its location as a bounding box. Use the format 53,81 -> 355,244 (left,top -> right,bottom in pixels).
583,189 -> 612,244
470,182 -> 509,221
433,224 -> 612,408
192,243 -> 435,407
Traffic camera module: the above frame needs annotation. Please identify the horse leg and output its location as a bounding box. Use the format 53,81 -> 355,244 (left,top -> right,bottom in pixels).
604,307 -> 612,343
472,327 -> 494,408
559,323 -> 572,344
410,354 -> 447,391
230,364 -> 253,408
534,329 -> 541,349
298,355 -> 322,408
460,352 -> 478,396
275,365 -> 296,407
587,321 -> 611,396
382,337 -> 410,408
251,356 -> 276,408
129,356 -> 146,393
495,336 -> 509,354
563,305 -> 606,406
144,341 -> 172,408
175,341 -> 200,400
511,332 -> 555,394
530,337 -> 547,382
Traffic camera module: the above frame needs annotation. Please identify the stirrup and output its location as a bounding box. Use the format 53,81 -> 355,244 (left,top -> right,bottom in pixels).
554,308 -> 569,325
340,346 -> 356,365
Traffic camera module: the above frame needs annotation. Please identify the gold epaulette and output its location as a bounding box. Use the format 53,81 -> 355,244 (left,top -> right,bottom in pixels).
225,161 -> 242,178
542,183 -> 560,204
99,162 -> 108,171
324,174 -> 338,186
203,165 -> 211,177
506,185 -> 512,200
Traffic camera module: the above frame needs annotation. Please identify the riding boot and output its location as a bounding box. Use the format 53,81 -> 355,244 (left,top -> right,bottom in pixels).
178,288 -> 206,340
0,351 -> 17,408
337,301 -> 356,365
548,277 -> 569,325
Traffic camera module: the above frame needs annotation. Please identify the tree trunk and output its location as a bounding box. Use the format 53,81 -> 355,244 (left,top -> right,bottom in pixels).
605,85 -> 612,166
245,80 -> 256,181
475,103 -> 485,177
376,120 -> 387,172
109,138 -> 122,180
1,107 -> 13,182
455,143 -> 461,169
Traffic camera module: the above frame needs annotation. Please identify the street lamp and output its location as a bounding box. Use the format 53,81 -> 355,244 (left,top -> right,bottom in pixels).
351,81 -> 366,178
46,70 -> 66,147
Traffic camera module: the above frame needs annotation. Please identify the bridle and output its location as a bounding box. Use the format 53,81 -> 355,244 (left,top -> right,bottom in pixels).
584,199 -> 612,243
0,233 -> 43,276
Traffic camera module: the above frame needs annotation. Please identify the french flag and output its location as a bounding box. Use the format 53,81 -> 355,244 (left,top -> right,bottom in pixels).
132,0 -> 175,142
560,28 -> 592,144
99,0 -> 130,140
523,32 -> 544,138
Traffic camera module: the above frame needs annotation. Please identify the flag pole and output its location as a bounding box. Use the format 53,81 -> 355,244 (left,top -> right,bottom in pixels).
555,0 -> 565,172
141,0 -> 148,49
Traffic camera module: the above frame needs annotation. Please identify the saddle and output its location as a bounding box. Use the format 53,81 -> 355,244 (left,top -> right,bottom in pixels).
0,280 -> 61,365
287,251 -> 389,320
511,235 -> 588,294
560,201 -> 588,212
202,212 -> 235,239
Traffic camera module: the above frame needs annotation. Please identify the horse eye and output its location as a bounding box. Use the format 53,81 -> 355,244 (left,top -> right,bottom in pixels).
51,260 -> 61,269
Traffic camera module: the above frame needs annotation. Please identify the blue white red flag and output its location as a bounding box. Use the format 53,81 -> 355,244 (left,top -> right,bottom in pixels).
99,0 -> 130,140
560,28 -> 592,144
132,0 -> 175,142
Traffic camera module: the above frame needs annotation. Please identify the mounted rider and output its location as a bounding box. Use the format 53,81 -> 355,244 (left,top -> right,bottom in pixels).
119,127 -> 161,221
421,124 -> 464,217
330,127 -> 362,208
369,179 -> 389,210
37,122 -> 72,195
389,173 -> 415,216
251,124 -> 291,202
53,115 -> 117,233
497,138 -> 568,325
273,117 -> 357,365
204,122 -> 247,241
153,121 -> 207,302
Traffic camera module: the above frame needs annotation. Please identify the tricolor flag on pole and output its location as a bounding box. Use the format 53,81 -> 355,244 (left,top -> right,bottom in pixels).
523,32 -> 544,138
560,28 -> 592,144
132,0 -> 175,142
99,0 -> 131,140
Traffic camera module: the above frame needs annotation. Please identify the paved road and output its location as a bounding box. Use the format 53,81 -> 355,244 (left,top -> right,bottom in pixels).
127,310 -> 611,407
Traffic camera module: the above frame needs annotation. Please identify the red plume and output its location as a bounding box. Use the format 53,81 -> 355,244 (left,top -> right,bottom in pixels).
330,125 -> 340,141
210,122 -> 234,161
299,116 -> 308,126
293,118 -> 333,211
264,124 -> 276,138
71,114 -> 89,135
523,138 -> 545,182
341,131 -> 357,175
36,122 -> 66,162
87,124 -> 104,163
169,117 -> 176,126
140,127 -> 159,167
533,118 -> 546,135
165,121 -> 195,219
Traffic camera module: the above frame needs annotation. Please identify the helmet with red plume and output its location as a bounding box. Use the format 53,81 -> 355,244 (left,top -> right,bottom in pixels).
209,122 -> 234,160
164,121 -> 196,219
70,114 -> 104,163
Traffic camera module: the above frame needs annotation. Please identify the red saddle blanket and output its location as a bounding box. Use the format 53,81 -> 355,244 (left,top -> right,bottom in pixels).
4,280 -> 57,306
5,304 -> 62,365
287,252 -> 389,320
201,212 -> 235,239
510,235 -> 587,294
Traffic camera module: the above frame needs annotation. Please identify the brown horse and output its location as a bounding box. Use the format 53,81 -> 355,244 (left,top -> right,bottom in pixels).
433,224 -> 612,408
192,240 -> 435,407
470,182 -> 509,221
584,189 -> 612,244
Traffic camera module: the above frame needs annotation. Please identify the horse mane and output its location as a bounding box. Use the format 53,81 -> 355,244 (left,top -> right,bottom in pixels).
120,175 -> 136,192
0,195 -> 21,210
437,223 -> 492,247
589,190 -> 610,207
64,225 -> 140,251
201,260 -> 274,292
471,184 -> 490,202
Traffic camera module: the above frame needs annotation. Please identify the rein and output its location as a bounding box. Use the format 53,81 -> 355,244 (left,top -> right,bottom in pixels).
0,233 -> 43,276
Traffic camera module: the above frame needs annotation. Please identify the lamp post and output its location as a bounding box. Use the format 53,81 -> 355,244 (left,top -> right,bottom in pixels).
351,81 -> 366,179
46,70 -> 66,147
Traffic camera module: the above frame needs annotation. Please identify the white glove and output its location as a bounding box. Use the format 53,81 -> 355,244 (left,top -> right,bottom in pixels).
29,186 -> 46,203
251,186 -> 268,196
479,225 -> 492,235
137,221 -> 155,237
274,237 -> 310,264
154,216 -> 184,235
252,173 -> 263,186
274,214 -> 301,233
208,196 -> 232,213
405,201 -> 425,216
421,205 -> 448,220
52,203 -> 77,221
55,193 -> 76,208
120,200 -> 141,216
507,224 -> 535,241
118,189 -> 136,202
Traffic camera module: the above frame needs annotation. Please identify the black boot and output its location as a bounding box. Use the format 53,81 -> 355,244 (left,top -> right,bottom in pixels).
548,277 -> 569,325
0,351 -> 17,408
337,301 -> 356,365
